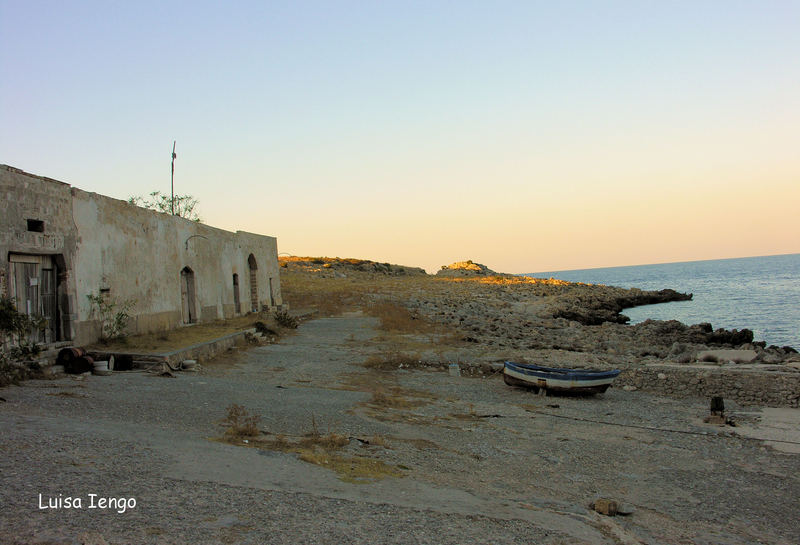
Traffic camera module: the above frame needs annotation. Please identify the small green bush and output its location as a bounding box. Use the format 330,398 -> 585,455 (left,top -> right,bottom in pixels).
86,293 -> 136,342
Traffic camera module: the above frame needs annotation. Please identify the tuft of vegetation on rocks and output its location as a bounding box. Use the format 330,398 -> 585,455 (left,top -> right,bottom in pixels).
1,297 -> 47,386
273,309 -> 299,329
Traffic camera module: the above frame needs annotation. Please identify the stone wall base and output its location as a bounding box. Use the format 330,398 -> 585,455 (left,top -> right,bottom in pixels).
617,364 -> 800,408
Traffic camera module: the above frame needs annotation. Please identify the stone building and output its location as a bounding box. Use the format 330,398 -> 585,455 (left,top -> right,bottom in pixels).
1,164 -> 282,346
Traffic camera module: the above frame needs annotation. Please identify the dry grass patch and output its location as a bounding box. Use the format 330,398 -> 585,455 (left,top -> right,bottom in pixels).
250,431 -> 403,483
368,388 -> 431,410
367,301 -> 434,333
222,403 -> 261,438
297,450 -> 405,483
337,371 -> 437,408
362,350 -> 423,370
279,274 -> 368,316
440,275 -> 572,287
91,314 -> 275,353
215,407 -> 405,483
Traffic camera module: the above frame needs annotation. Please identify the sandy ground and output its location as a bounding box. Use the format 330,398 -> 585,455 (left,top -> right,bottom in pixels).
1,312 -> 799,544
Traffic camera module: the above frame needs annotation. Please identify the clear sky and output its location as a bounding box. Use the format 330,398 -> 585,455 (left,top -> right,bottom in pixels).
2,1 -> 799,273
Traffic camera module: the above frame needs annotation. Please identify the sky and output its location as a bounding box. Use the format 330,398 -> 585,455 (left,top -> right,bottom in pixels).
2,1 -> 799,274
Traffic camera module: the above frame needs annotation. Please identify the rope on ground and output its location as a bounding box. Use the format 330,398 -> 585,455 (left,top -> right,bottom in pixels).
526,408 -> 800,446
144,361 -> 202,376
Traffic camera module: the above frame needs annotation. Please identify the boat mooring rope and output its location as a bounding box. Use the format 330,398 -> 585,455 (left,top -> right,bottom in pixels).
526,409 -> 800,446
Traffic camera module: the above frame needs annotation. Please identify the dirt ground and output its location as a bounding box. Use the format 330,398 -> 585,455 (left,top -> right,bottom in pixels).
1,312 -> 799,544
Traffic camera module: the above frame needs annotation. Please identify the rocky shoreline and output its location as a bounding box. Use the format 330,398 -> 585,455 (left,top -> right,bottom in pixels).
280,257 -> 800,407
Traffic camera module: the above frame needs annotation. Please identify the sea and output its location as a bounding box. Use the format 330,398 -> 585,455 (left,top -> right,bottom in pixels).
528,253 -> 800,350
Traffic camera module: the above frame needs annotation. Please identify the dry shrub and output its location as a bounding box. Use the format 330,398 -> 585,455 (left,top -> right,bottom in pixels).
273,310 -> 298,329
369,434 -> 389,447
223,404 -> 261,437
301,432 -> 350,450
367,388 -> 431,410
362,350 -> 422,370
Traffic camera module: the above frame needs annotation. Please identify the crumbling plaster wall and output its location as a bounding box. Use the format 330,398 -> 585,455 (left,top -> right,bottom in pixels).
70,189 -> 282,344
0,165 -> 80,340
2,165 -> 282,346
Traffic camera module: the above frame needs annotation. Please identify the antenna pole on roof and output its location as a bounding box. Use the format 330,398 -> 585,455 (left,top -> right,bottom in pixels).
170,140 -> 177,215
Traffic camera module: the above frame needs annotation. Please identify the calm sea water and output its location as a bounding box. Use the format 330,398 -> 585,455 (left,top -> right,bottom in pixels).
528,254 -> 800,349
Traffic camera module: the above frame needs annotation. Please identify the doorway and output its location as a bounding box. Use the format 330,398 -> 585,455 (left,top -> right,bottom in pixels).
180,267 -> 197,324
268,277 -> 275,307
232,273 -> 241,314
247,254 -> 258,312
8,253 -> 59,343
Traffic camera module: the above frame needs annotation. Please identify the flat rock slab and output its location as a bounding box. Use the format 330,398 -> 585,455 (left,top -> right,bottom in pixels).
697,349 -> 757,363
734,408 -> 800,454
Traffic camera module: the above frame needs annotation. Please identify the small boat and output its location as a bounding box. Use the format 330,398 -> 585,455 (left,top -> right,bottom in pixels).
503,361 -> 620,395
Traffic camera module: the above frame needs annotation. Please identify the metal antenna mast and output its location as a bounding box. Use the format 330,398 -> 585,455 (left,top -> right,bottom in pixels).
170,141 -> 177,215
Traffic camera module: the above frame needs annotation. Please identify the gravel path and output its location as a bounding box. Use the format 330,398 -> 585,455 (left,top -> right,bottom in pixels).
1,312 -> 799,544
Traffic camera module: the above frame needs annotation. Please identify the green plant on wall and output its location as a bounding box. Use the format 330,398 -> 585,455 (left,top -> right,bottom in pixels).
0,296 -> 46,361
128,191 -> 202,222
86,293 -> 136,342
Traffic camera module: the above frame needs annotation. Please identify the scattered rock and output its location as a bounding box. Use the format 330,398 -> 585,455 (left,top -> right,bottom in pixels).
616,503 -> 636,515
591,498 -> 618,516
78,531 -> 109,545
697,349 -> 757,364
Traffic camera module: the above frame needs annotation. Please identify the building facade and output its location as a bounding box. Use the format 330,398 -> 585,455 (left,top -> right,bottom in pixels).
1,164 -> 282,345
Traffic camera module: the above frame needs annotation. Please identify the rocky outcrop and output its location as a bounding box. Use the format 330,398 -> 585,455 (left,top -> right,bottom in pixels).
402,278 -> 776,359
630,320 -> 754,347
549,287 -> 693,325
279,257 -> 427,276
436,260 -> 497,277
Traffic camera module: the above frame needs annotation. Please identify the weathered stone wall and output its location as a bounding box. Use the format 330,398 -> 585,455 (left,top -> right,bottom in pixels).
0,165 -> 80,340
69,188 -> 282,344
617,364 -> 800,408
1,165 -> 282,346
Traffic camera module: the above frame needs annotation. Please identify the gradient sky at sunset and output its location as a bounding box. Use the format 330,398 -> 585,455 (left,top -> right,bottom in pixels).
2,1 -> 798,273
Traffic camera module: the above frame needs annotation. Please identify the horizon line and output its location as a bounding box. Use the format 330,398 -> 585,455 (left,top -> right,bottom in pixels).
526,252 -> 800,276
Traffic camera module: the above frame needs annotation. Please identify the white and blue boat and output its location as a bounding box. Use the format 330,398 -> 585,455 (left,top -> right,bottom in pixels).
503,361 -> 620,395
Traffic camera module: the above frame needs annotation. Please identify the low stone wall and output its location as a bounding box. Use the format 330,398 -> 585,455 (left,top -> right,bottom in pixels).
81,328 -> 257,371
158,328 -> 256,365
617,364 -> 800,408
